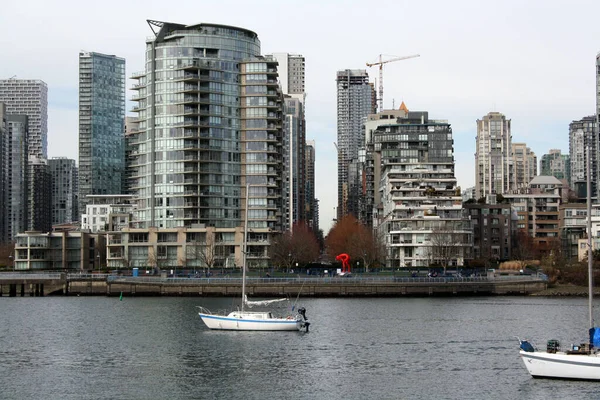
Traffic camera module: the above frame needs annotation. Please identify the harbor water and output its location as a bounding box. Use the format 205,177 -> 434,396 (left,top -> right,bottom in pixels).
1,296 -> 599,399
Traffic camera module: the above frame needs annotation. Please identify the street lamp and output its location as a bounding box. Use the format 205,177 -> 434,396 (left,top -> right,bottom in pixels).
96,254 -> 100,274
9,254 -> 13,272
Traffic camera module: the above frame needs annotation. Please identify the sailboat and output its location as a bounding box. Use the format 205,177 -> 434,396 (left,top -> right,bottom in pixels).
519,148 -> 600,379
198,184 -> 310,332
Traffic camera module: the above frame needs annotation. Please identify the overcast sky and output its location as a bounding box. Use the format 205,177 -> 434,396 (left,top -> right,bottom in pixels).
1,0 -> 599,234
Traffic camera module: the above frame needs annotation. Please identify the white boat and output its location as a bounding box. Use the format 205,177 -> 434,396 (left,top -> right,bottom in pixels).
519,148 -> 600,379
198,307 -> 308,331
198,184 -> 310,332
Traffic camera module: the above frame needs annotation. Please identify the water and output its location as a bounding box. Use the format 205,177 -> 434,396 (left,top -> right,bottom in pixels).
1,296 -> 599,400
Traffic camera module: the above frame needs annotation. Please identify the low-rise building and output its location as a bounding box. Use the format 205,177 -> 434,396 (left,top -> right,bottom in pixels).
463,195 -> 513,261
81,194 -> 135,233
504,176 -> 563,255
14,230 -> 104,271
106,226 -> 272,272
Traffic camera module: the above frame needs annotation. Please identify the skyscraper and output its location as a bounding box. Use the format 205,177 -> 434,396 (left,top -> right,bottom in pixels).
78,51 -> 126,217
271,53 -> 305,95
336,69 -> 376,220
271,53 -> 308,230
475,112 -> 512,199
305,140 -> 316,232
569,116 -> 597,199
49,157 -> 78,226
0,79 -> 48,159
129,20 -> 285,231
283,96 -> 305,231
5,114 -> 29,241
540,149 -> 570,187
596,53 -> 600,199
0,104 -> 6,243
511,143 -> 537,190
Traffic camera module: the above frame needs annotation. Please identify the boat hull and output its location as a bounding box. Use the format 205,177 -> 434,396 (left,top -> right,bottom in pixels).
520,350 -> 600,380
199,312 -> 302,331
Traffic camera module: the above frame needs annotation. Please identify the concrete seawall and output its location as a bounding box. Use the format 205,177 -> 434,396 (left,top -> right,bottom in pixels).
0,273 -> 548,297
70,276 -> 547,297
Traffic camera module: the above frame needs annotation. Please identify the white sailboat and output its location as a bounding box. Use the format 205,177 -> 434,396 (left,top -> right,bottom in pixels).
519,147 -> 600,379
198,185 -> 310,332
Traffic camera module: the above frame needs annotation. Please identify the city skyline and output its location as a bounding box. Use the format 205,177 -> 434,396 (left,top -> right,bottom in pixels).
1,0 -> 599,232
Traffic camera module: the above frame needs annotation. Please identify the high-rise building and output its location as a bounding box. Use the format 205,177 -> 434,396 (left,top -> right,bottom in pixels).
0,104 -> 7,243
540,149 -> 570,187
78,51 -> 126,217
28,156 -> 51,232
511,143 -> 537,190
283,96 -> 305,231
123,116 -> 139,195
569,116 -> 596,199
596,53 -> 600,199
364,107 -> 409,227
336,69 -> 376,220
305,140 -> 316,231
0,79 -> 50,234
5,114 -> 28,241
372,110 -> 472,268
129,21 -> 284,235
271,53 -> 305,95
475,112 -> 512,199
49,157 -> 78,226
271,53 -> 309,231
0,79 -> 48,159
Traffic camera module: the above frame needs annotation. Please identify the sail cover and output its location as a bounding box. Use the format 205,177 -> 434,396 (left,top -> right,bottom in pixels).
590,327 -> 600,348
244,295 -> 287,308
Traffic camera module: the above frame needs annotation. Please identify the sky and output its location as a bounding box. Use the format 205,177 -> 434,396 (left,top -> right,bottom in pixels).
1,0 -> 599,235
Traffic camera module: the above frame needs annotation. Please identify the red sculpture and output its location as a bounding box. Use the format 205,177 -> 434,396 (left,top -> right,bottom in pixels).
336,253 -> 351,274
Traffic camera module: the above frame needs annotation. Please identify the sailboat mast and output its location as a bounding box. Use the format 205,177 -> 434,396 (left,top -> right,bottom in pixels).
587,145 -> 594,330
241,183 -> 249,313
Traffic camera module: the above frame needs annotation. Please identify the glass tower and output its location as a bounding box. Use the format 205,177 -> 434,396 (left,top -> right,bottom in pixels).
130,21 -> 284,230
78,51 -> 126,217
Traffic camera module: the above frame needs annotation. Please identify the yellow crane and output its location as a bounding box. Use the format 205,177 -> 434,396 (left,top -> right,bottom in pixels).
366,54 -> 420,111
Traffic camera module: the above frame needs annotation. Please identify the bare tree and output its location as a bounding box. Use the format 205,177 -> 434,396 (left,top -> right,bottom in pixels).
148,246 -> 169,275
185,231 -> 217,275
429,228 -> 459,274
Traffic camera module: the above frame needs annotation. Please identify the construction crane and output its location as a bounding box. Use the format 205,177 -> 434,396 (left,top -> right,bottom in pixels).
366,54 -> 420,111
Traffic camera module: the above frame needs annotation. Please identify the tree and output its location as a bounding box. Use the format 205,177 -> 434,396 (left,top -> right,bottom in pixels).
185,230 -> 218,274
269,222 -> 320,271
197,231 -> 217,273
429,228 -> 458,274
0,242 -> 15,269
512,230 -> 537,261
325,215 -> 383,270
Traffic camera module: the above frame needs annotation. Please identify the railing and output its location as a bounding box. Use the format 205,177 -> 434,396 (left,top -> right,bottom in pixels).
105,275 -> 546,284
0,273 -> 64,279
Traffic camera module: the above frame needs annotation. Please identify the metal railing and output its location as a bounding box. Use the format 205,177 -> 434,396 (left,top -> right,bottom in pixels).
105,275 -> 546,285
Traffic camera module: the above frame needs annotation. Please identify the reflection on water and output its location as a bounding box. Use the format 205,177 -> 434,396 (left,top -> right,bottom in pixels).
0,296 -> 599,399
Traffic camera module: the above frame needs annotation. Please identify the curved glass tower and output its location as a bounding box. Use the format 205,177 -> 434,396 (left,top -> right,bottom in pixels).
130,21 -> 283,230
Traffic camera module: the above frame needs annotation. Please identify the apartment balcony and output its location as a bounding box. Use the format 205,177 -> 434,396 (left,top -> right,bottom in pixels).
174,73 -> 199,82
131,70 -> 146,79
178,84 -> 199,93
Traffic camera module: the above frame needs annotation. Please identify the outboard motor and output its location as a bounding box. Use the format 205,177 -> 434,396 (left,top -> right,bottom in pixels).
298,307 -> 310,332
